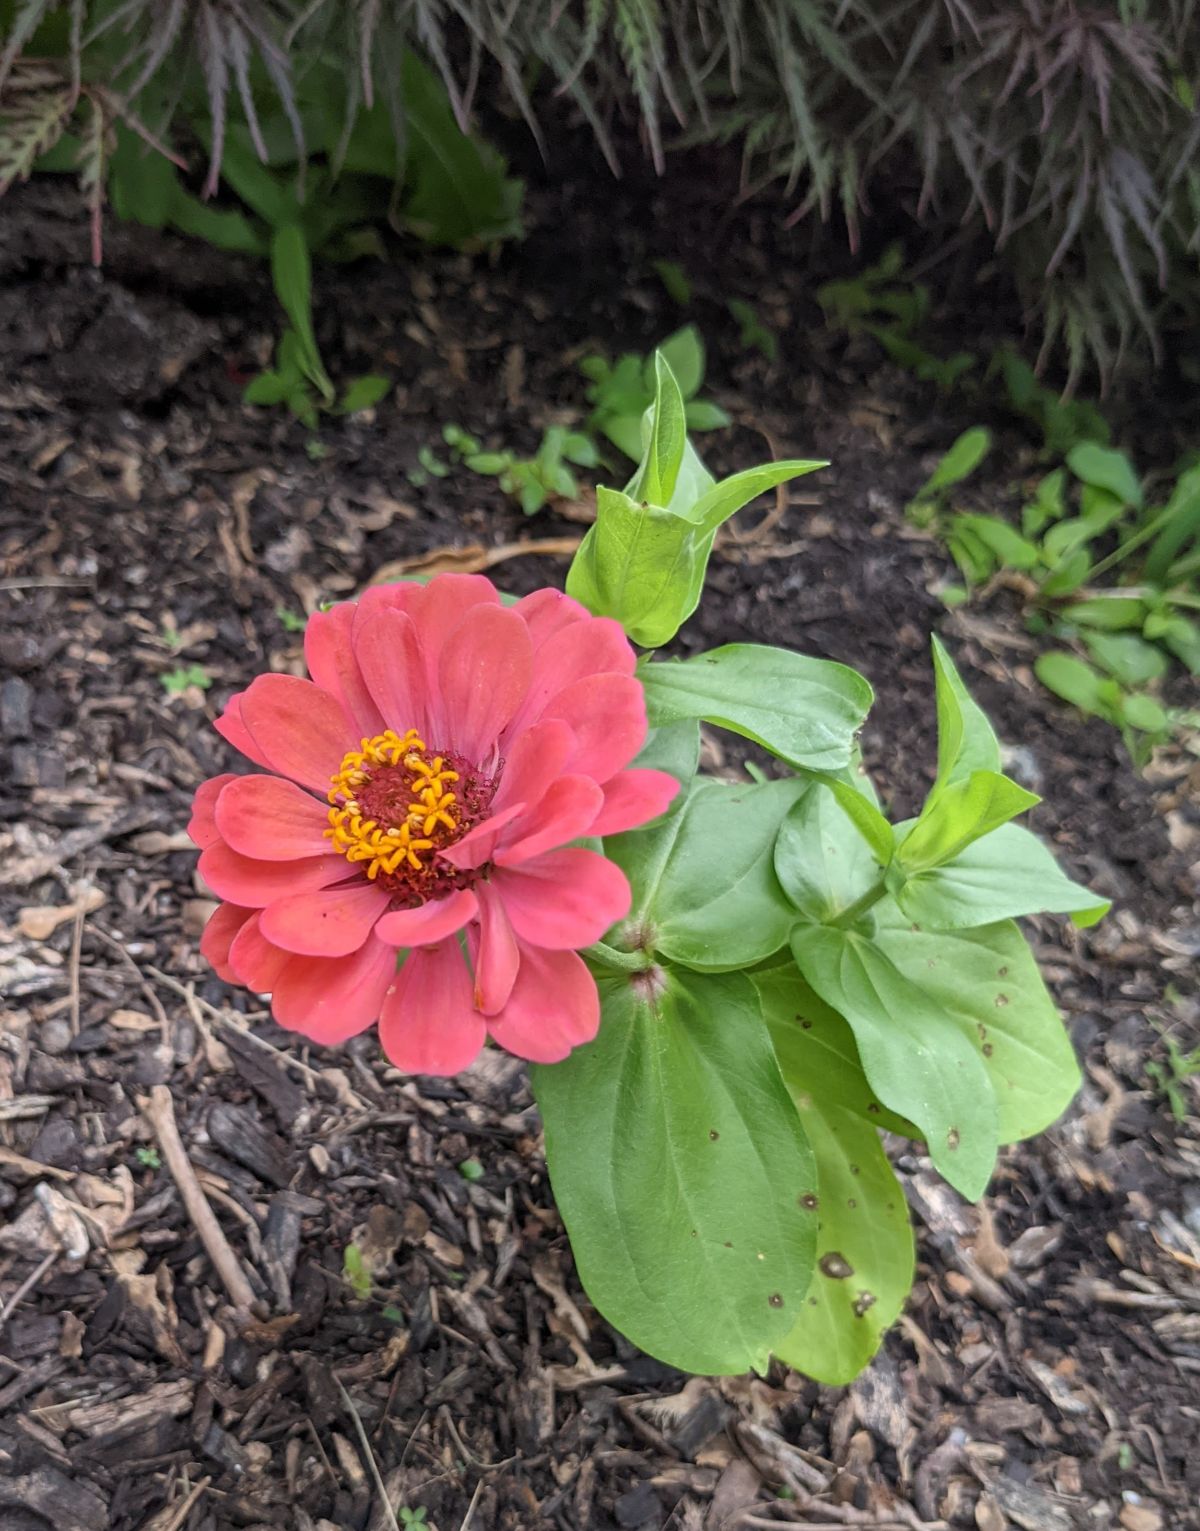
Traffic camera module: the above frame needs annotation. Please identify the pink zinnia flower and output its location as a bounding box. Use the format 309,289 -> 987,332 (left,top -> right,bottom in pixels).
188,575 -> 677,1073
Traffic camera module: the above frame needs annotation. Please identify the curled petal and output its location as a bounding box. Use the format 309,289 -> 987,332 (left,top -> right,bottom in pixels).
375,888 -> 478,948
469,882 -> 520,1015
494,775 -> 604,866
227,912 -> 293,992
259,881 -> 390,958
305,602 -> 386,738
491,848 -> 631,949
541,673 -> 647,783
240,673 -> 354,793
214,694 -> 274,771
379,940 -> 486,1075
587,768 -> 681,838
199,842 -> 349,907
215,775 -> 333,861
270,935 -> 397,1044
486,945 -> 600,1064
188,773 -> 239,850
199,901 -> 255,982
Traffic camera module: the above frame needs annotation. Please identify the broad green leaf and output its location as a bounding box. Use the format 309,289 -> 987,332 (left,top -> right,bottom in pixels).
639,645 -> 872,772
1154,613 -> 1200,673
774,785 -> 879,923
953,514 -> 1040,571
1039,547 -> 1093,598
1066,442 -> 1142,508
930,636 -> 1001,786
914,427 -> 991,500
608,777 -> 806,970
270,225 -> 334,402
634,354 -> 687,509
684,399 -> 732,431
531,968 -> 817,1375
243,371 -> 291,407
789,921 -> 999,1198
1082,631 -> 1168,687
1035,651 -> 1107,715
895,822 -> 1109,929
755,968 -> 915,1383
339,375 -> 391,414
872,904 -> 1081,1143
901,769 -> 1038,877
1121,691 -> 1170,733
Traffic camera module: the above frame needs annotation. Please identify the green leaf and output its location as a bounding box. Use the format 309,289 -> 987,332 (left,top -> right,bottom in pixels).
913,427 -> 991,502
634,353 -> 687,509
1082,631 -> 1168,687
774,785 -> 879,923
898,770 -> 1040,875
820,777 -> 896,867
1143,464 -> 1200,586
339,375 -> 391,414
653,259 -> 692,306
1120,691 -> 1170,734
895,822 -> 1109,929
608,777 -> 806,970
1034,652 -> 1108,717
789,922 -> 999,1198
656,324 -> 706,399
687,460 -> 826,537
1061,596 -> 1147,631
952,514 -> 1041,571
1066,442 -> 1142,508
243,370 -> 292,406
756,968 -> 915,1384
270,224 -> 334,403
930,636 -> 1001,787
531,968 -> 817,1375
1154,613 -> 1200,673
629,720 -> 700,814
683,399 -> 732,431
639,645 -> 872,773
871,904 -> 1081,1144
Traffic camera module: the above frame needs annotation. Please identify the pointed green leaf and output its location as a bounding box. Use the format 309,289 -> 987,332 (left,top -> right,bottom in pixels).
895,822 -> 1109,929
637,353 -> 687,509
756,967 -> 915,1383
270,224 -> 334,403
774,785 -> 879,922
690,460 -> 826,536
789,921 -> 999,1198
640,645 -> 872,772
898,770 -> 1040,875
871,905 -> 1081,1143
532,968 -> 817,1375
930,636 -> 1002,786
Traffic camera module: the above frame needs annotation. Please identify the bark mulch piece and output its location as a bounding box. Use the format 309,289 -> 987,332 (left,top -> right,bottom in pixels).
1,173 -> 1198,1531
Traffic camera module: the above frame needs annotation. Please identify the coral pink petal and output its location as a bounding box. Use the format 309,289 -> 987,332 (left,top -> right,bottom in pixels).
379,941 -> 487,1075
436,802 -> 529,871
506,618 -> 635,738
259,881 -> 390,958
494,775 -> 604,866
188,774 -> 239,850
588,768 -> 681,838
541,673 -> 647,783
214,695 -> 274,771
199,842 -> 349,907
492,848 -> 631,949
227,913 -> 292,992
486,945 -> 600,1064
305,603 -> 386,738
199,902 -> 255,982
438,603 -> 533,764
353,607 -> 429,738
512,588 -> 591,650
470,883 -> 520,1015
215,775 -> 334,860
240,674 -> 354,793
375,888 -> 478,948
270,935 -> 398,1045
351,581 -> 421,648
489,719 -> 575,816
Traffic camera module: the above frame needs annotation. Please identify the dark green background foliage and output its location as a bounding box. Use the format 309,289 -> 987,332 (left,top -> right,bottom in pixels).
2,0 -> 1198,380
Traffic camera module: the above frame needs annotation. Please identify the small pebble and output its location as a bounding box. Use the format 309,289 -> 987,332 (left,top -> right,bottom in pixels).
0,677 -> 34,739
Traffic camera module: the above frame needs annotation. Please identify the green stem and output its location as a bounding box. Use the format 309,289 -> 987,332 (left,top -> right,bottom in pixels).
828,877 -> 889,930
1082,503 -> 1180,585
581,941 -> 654,973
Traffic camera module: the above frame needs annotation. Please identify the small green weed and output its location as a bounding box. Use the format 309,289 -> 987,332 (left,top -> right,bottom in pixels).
1146,1028 -> 1200,1123
464,426 -> 598,515
342,1243 -> 372,1300
581,325 -> 729,461
276,607 -> 307,633
135,1145 -> 161,1170
161,664 -> 211,695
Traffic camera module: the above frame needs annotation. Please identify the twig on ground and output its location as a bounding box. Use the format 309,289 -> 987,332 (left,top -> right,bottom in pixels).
0,1249 -> 59,1334
152,1475 -> 212,1531
459,1479 -> 484,1531
334,1376 -> 402,1531
68,902 -> 84,1035
140,1084 -> 256,1312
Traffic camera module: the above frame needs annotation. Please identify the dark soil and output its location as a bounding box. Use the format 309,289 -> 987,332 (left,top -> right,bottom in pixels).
1,167 -> 1198,1531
